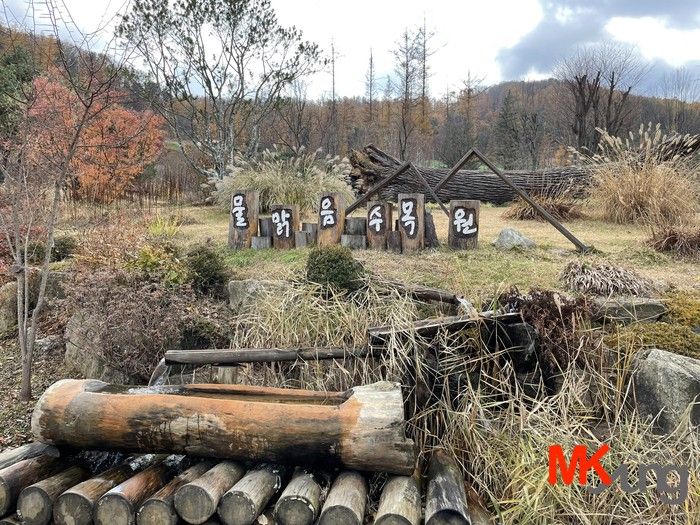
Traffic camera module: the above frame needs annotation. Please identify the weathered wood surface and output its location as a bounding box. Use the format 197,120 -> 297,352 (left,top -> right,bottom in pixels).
425,450 -> 470,525
0,443 -> 58,471
217,464 -> 285,525
387,231 -> 402,253
367,202 -> 392,250
294,231 -> 311,248
250,236 -> 272,250
318,471 -> 366,525
341,234 -> 366,250
274,467 -> 324,525
174,461 -> 245,525
54,456 -> 158,525
0,454 -> 63,516
301,222 -> 318,245
344,217 -> 367,236
374,475 -> 422,525
398,193 -> 424,252
424,211 -> 440,248
137,460 -> 215,525
349,144 -> 589,204
449,200 -> 480,250
368,315 -> 479,343
228,190 -> 259,249
271,205 -> 300,249
18,465 -> 90,525
32,380 -> 416,475
164,347 -> 369,366
378,280 -> 467,306
317,194 -> 345,246
95,456 -> 181,525
0,514 -> 20,525
258,217 -> 273,238
466,482 -> 496,525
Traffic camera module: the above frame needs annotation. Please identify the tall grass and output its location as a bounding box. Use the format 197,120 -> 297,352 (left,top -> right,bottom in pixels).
214,280 -> 699,524
215,147 -> 356,215
578,124 -> 699,226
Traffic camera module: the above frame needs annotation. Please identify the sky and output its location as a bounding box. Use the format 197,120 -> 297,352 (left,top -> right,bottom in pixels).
5,0 -> 700,99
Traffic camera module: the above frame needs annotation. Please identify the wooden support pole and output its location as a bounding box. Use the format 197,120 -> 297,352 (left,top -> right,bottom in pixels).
367,202 -> 392,250
53,456 -> 158,525
271,205 -> 300,249
317,194 -> 345,246
397,194 -> 424,252
274,468 -> 324,525
301,223 -> 318,245
258,218 -> 273,238
294,231 -> 311,248
228,190 -> 259,249
374,475 -> 421,525
217,464 -> 286,525
33,380 -> 416,475
137,461 -> 215,525
0,455 -> 63,516
163,347 -> 369,366
0,444 -> 58,471
18,466 -> 90,525
346,162 -> 412,215
317,471 -> 366,525
448,200 -> 480,250
95,456 -> 182,525
174,461 -> 245,525
368,315 -> 478,344
425,450 -> 470,525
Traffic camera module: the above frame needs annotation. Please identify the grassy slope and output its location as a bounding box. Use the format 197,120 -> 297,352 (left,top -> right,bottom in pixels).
175,204 -> 700,298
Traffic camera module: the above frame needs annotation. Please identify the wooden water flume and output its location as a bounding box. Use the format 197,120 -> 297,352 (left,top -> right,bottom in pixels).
31,380 -> 416,476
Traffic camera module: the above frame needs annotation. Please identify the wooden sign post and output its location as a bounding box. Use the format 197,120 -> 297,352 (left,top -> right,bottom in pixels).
271,205 -> 299,249
367,202 -> 392,250
448,200 -> 480,249
397,193 -> 424,252
228,190 -> 259,249
317,194 -> 345,246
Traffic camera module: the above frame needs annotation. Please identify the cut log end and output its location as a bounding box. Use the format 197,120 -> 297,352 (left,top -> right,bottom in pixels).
0,480 -> 10,517
17,487 -> 51,525
318,506 -> 362,525
217,492 -> 257,525
136,499 -> 177,525
275,499 -> 315,525
53,492 -> 94,525
95,494 -> 135,525
174,485 -> 217,525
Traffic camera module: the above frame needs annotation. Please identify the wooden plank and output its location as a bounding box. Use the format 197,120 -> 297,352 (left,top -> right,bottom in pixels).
258,218 -> 273,238
164,347 -> 369,366
228,190 -> 259,249
317,193 -> 345,246
425,450 -> 470,525
137,461 -> 215,525
397,193 -> 424,252
271,205 -> 300,249
367,202 -> 392,250
448,200 -> 480,250
174,461 -> 245,525
301,223 -> 318,245
274,467 -> 325,525
317,471 -> 366,525
250,236 -> 272,250
0,454 -> 63,516
18,465 -> 90,525
374,475 -> 421,525
0,444 -> 58,471
340,234 -> 366,250
344,217 -> 367,235
387,231 -> 402,253
33,380 -> 416,476
217,464 -> 286,525
368,315 -> 479,343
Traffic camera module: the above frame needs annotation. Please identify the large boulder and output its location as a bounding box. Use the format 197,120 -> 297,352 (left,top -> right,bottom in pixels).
632,348 -> 700,433
64,310 -> 137,384
491,228 -> 536,250
592,297 -> 667,325
0,271 -> 67,335
228,279 -> 293,315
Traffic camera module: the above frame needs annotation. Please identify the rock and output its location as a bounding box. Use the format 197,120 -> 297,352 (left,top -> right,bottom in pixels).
228,279 -> 293,315
487,321 -> 539,373
491,228 -> 536,250
0,271 -> 68,335
34,335 -> 63,354
516,370 -> 544,398
592,296 -> 667,325
64,310 -> 136,384
632,348 -> 700,433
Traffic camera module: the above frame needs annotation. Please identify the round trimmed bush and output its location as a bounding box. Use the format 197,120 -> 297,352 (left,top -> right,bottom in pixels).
306,245 -> 365,293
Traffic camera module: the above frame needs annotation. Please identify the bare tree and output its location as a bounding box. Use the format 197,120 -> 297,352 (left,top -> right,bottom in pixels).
417,16 -> 436,123
275,80 -> 311,151
0,0 -> 130,400
118,0 -> 323,177
365,48 -> 376,125
659,67 -> 700,133
555,42 -> 648,152
392,28 -> 421,160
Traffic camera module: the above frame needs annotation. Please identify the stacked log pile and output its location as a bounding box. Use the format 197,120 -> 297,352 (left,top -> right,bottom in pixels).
0,445 -> 489,525
349,144 -> 591,204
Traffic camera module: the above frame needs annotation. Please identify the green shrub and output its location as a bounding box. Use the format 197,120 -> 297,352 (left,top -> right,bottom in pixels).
606,322 -> 700,360
306,245 -> 365,293
148,215 -> 181,238
183,243 -> 230,297
51,235 -> 78,261
216,146 -> 355,214
127,242 -> 189,286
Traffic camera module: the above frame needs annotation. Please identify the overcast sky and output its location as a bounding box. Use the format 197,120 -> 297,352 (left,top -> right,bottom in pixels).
6,0 -> 700,98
